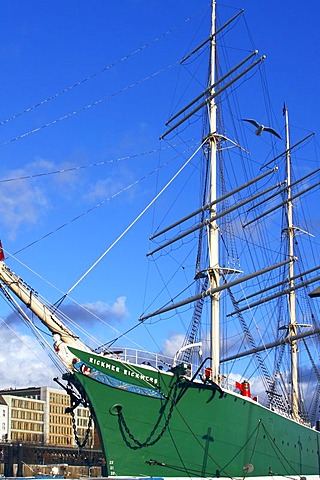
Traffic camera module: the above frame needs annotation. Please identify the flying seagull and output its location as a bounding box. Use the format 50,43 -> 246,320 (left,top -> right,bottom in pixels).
242,118 -> 281,139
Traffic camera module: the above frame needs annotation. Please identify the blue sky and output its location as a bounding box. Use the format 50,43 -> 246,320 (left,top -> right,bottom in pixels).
0,0 -> 319,389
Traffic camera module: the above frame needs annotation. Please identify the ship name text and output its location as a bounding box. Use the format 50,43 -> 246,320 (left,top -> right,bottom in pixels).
88,357 -> 158,384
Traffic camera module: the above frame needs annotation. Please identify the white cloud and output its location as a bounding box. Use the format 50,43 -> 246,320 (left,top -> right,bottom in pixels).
84,177 -> 125,202
84,297 -> 127,318
0,157 -> 89,239
0,180 -> 49,240
0,162 -> 53,239
0,327 -> 58,389
0,295 -> 129,390
62,297 -> 128,326
162,333 -> 185,357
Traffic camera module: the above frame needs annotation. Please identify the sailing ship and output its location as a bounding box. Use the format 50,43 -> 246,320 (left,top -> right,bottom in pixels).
0,1 -> 319,478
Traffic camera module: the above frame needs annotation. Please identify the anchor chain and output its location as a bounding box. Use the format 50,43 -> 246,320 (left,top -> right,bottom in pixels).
70,408 -> 93,449
116,379 -> 180,449
53,376 -> 94,449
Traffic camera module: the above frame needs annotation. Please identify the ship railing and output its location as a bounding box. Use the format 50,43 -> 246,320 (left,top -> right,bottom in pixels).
103,347 -> 199,374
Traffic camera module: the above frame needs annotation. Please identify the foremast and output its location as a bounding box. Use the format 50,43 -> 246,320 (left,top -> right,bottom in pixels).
208,1 -> 220,383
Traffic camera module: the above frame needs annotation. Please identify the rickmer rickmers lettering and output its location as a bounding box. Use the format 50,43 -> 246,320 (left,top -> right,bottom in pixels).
86,357 -> 159,384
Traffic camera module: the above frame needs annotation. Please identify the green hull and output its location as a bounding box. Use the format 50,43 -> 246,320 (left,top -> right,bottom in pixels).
68,348 -> 320,478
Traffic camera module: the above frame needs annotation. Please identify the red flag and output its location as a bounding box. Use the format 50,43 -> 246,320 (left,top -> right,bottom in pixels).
235,381 -> 243,391
0,241 -> 4,261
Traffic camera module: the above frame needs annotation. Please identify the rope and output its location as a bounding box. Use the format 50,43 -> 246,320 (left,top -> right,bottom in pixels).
0,14 -> 195,128
260,421 -> 303,477
0,285 -> 64,375
0,148 -> 163,184
65,140 -> 207,298
0,64 -> 176,149
220,420 -> 262,474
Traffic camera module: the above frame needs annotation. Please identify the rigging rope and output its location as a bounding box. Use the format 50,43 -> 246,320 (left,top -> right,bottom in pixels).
302,338 -> 320,424
226,284 -> 290,414
0,13 -> 196,128
64,140 -> 207,299
0,148 -> 166,184
260,422 -> 304,476
0,288 -> 64,375
0,63 -> 177,149
3,248 -> 160,354
12,143 -> 197,257
220,420 -> 262,473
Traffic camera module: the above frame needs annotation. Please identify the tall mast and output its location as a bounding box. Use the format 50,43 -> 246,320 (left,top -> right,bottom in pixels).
208,1 -> 220,382
284,105 -> 299,419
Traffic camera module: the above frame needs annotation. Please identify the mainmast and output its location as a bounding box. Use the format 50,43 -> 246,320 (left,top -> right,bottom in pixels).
208,1 -> 220,383
143,7 -> 267,373
283,105 -> 299,419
